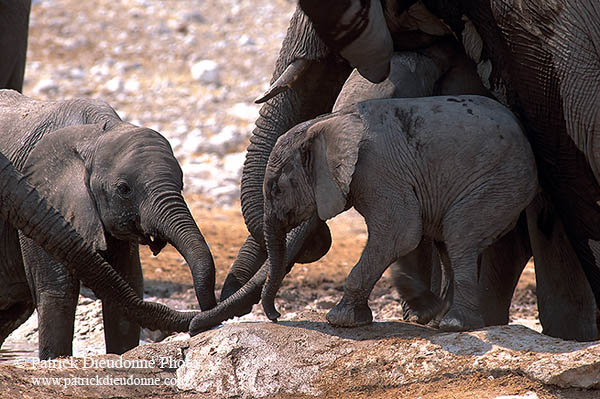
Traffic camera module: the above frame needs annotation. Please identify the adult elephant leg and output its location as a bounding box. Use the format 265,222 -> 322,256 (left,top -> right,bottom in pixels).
527,192 -> 598,341
101,238 -> 143,355
20,236 -> 80,359
220,220 -> 332,314
477,213 -> 531,326
0,301 -> 33,347
0,0 -> 31,92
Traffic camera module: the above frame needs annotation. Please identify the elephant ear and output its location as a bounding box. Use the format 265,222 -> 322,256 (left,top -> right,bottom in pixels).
308,113 -> 364,220
22,123 -> 108,252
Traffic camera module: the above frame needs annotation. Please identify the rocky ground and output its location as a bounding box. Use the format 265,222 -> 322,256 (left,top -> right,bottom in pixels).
0,0 -> 597,398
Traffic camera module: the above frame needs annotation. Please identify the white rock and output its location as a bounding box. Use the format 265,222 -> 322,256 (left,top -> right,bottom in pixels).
180,133 -> 205,155
223,152 -> 245,177
33,78 -> 59,94
228,102 -> 259,122
105,76 -> 123,92
191,60 -> 220,85
183,11 -> 206,24
494,393 -> 538,399
124,79 -> 141,93
175,321 -> 600,398
90,63 -> 111,77
69,67 -> 86,80
238,34 -> 255,46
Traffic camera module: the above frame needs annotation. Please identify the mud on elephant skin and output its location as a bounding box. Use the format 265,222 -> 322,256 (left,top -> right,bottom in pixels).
259,95 -> 537,330
0,89 -> 217,359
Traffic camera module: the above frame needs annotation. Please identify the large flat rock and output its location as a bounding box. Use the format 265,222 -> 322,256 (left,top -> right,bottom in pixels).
175,311 -> 600,398
2,311 -> 599,398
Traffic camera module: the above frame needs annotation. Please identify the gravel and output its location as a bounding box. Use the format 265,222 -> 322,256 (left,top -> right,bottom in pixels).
23,0 -> 297,206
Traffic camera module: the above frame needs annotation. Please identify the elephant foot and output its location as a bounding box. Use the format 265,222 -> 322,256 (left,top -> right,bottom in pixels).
404,291 -> 448,325
438,307 -> 485,332
326,301 -> 373,327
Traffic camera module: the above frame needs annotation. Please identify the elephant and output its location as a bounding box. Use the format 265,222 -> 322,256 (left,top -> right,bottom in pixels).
0,89 -> 217,359
259,95 -> 537,329
188,29 -> 528,334
331,42 -> 491,323
0,150 -> 206,351
196,0 -> 599,341
332,41 -> 539,329
0,0 -> 30,92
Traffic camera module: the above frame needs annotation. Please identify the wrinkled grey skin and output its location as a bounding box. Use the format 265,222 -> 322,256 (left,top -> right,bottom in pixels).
0,0 -> 30,92
0,150 -> 204,346
190,35 -> 531,334
210,0 -> 598,341
333,41 -> 534,327
196,14 -> 488,331
261,96 -> 538,330
0,90 -> 216,359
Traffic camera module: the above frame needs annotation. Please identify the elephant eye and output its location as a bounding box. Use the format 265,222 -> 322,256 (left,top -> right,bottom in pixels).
116,181 -> 132,197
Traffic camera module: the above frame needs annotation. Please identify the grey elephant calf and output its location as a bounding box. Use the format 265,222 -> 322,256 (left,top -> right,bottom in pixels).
261,95 -> 537,330
0,90 -> 216,359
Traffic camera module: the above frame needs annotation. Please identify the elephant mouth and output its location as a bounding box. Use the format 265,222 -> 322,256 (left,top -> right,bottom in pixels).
140,234 -> 168,256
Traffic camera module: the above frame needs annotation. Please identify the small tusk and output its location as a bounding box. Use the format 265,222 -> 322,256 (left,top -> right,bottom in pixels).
255,59 -> 310,104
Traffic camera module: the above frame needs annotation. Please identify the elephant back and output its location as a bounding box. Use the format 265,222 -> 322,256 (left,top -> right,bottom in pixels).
0,90 -> 120,170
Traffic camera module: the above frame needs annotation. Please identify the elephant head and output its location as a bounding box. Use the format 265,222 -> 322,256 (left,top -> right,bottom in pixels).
202,0 -> 600,342
197,1 -> 457,328
22,121 -> 217,310
261,112 -> 363,320
0,151 -> 199,332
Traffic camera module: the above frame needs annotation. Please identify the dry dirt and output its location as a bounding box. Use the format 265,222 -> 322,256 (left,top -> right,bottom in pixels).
141,200 -> 554,399
1,199 -> 553,399
141,198 -> 539,327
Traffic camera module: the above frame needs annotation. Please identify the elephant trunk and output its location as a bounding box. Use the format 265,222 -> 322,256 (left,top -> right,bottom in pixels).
0,153 -> 196,332
220,6 -> 350,313
241,8 -> 350,244
261,216 -> 287,321
141,190 -> 217,311
189,215 -> 324,334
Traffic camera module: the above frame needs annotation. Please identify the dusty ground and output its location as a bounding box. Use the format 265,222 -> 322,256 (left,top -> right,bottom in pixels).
141,198 -> 539,327
0,202 -> 585,399
0,201 -> 566,399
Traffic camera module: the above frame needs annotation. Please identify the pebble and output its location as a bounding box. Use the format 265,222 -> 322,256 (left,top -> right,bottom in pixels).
22,0 -> 295,209
104,76 -> 123,92
190,60 -> 221,85
494,393 -> 539,399
33,78 -> 59,94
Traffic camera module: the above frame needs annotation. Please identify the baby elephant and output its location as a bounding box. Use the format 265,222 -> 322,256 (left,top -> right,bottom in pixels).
0,89 -> 216,359
261,95 -> 537,330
